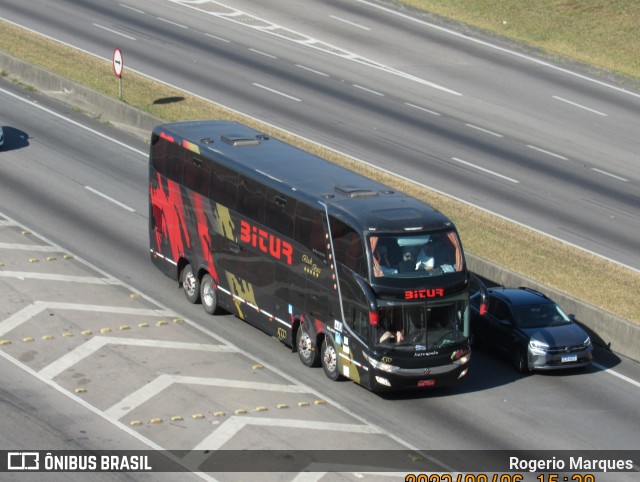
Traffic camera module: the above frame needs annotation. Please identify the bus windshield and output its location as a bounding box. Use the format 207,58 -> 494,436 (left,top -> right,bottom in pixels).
370,230 -> 464,278
375,294 -> 469,350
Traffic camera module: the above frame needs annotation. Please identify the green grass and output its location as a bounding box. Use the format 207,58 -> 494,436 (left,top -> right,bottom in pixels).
1,18 -> 639,324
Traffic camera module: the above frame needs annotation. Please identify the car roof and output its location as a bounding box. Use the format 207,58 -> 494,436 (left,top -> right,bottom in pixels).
488,287 -> 554,306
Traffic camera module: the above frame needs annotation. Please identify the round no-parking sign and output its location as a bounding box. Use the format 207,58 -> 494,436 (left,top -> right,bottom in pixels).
113,48 -> 123,78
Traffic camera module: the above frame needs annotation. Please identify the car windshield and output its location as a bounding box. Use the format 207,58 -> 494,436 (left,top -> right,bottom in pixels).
512,303 -> 571,328
370,230 -> 464,278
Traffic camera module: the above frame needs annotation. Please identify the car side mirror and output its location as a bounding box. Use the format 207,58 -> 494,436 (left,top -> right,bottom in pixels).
569,313 -> 576,321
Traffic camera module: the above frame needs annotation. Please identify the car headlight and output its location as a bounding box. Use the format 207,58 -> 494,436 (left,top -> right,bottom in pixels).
364,353 -> 400,373
529,339 -> 549,352
583,336 -> 592,347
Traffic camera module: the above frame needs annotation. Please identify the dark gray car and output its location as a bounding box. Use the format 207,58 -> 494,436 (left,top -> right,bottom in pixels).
470,287 -> 592,373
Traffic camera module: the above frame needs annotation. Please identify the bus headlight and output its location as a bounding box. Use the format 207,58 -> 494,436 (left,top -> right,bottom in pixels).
364,353 -> 400,373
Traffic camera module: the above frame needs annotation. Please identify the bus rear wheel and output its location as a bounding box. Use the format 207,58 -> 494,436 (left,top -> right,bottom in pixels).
200,274 -> 223,315
296,323 -> 320,367
321,338 -> 340,381
181,264 -> 200,304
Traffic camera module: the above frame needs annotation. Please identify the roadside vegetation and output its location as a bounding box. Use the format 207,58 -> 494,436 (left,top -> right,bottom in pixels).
1,14 -> 638,324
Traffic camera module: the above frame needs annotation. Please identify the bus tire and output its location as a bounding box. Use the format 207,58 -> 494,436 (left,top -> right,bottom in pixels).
321,337 -> 341,381
296,323 -> 321,368
181,264 -> 200,304
200,274 -> 223,315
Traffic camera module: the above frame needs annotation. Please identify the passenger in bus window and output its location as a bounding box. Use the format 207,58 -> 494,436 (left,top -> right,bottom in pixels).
378,313 -> 405,344
416,233 -> 454,271
397,251 -> 415,273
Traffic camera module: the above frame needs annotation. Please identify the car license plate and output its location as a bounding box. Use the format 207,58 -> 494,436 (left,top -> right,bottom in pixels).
418,379 -> 436,387
561,354 -> 578,363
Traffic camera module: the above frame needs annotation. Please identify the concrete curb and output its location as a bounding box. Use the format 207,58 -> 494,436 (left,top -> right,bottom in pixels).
2,51 -> 638,363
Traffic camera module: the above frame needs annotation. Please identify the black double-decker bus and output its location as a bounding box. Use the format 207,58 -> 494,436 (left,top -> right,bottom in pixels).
149,120 -> 486,391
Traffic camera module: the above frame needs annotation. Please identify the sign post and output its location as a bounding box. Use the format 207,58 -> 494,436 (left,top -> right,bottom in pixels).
112,48 -> 124,99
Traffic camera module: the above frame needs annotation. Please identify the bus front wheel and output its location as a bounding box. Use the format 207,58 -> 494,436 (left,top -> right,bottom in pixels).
321,338 -> 340,381
181,264 -> 200,304
296,323 -> 321,367
200,274 -> 223,315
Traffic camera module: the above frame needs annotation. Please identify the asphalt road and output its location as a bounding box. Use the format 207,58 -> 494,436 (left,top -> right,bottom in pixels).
0,70 -> 639,480
1,0 -> 639,270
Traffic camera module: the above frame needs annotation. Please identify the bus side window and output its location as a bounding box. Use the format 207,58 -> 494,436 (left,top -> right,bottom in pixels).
237,175 -> 266,224
210,163 -> 238,208
151,133 -> 184,183
294,203 -> 326,261
330,217 -> 365,277
266,190 -> 295,238
183,153 -> 211,197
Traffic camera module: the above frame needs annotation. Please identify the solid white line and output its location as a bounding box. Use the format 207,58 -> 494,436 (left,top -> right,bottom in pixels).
353,84 -> 384,96
0,86 -> 147,156
465,123 -> 503,138
93,23 -> 136,41
591,168 -> 629,182
249,48 -> 276,59
156,17 -> 188,29
553,96 -> 608,116
252,83 -> 301,101
329,15 -> 371,31
404,102 -> 441,116
526,144 -> 569,161
593,362 -> 640,388
296,64 -> 329,77
84,186 -> 136,212
451,157 -> 519,183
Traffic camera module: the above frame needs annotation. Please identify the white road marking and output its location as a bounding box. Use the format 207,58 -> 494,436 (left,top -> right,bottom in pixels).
40,337 -> 237,380
526,144 -> 569,161
203,32 -> 230,42
330,15 -> 371,31
593,362 -> 640,388
0,301 -> 171,337
405,102 -> 441,116
252,83 -> 301,101
156,17 -> 188,29
591,168 -> 629,182
93,23 -> 136,41
0,86 -> 147,156
85,186 -> 136,212
0,271 -> 119,284
465,123 -> 503,138
0,242 -> 60,252
357,0 -> 640,100
118,4 -> 145,15
553,96 -> 608,116
106,374 -> 307,419
353,84 -> 384,96
451,157 -> 519,183
249,48 -> 277,59
296,64 -> 329,77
